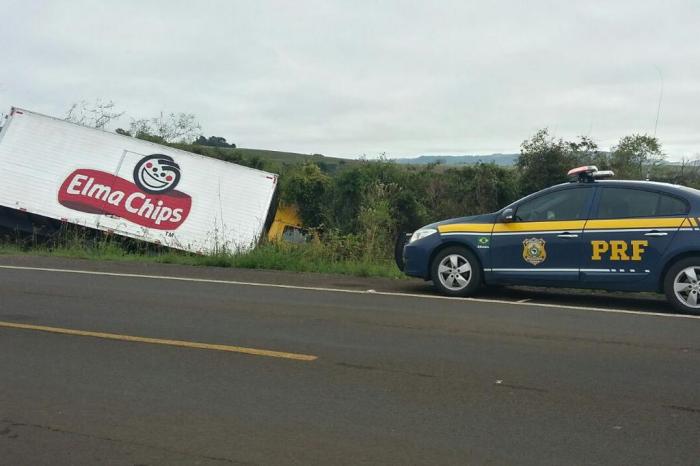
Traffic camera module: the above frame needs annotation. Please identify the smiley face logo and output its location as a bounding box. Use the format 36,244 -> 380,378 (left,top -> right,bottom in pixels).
133,154 -> 181,194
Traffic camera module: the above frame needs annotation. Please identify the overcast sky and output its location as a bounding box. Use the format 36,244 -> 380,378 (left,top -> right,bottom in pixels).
1,0 -> 698,159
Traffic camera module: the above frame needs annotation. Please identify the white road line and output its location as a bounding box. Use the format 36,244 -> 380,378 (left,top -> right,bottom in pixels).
0,264 -> 698,320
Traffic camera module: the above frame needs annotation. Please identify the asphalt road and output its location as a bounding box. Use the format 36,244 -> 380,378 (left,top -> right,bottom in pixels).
0,257 -> 699,465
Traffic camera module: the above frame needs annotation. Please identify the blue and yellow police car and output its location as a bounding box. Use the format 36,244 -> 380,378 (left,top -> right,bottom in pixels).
401,166 -> 700,314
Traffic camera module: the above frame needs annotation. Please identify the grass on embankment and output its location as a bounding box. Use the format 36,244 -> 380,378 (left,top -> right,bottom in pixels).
0,237 -> 405,279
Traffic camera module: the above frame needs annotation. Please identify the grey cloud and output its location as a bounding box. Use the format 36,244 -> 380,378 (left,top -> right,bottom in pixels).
1,0 -> 698,159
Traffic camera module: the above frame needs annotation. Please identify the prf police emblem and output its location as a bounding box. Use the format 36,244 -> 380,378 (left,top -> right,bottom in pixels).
522,238 -> 547,266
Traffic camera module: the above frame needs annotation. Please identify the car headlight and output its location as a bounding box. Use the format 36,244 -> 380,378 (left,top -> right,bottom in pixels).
409,228 -> 437,243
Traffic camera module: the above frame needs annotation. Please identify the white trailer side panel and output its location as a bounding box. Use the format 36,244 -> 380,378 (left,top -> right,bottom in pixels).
0,108 -> 278,254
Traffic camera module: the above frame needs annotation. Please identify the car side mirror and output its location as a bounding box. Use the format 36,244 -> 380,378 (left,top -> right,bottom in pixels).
500,208 -> 514,223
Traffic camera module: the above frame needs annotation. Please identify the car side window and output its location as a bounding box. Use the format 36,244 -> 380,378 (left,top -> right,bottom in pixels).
657,193 -> 689,216
515,188 -> 591,222
595,187 -> 689,219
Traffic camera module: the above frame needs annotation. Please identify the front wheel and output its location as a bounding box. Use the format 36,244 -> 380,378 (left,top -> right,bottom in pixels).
664,257 -> 700,315
430,246 -> 482,297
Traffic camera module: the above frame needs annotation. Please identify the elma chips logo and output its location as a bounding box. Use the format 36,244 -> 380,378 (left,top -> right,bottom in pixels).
58,154 -> 191,230
133,154 -> 181,194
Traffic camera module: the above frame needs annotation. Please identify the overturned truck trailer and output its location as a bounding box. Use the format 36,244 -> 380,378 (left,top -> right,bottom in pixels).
0,108 -> 279,254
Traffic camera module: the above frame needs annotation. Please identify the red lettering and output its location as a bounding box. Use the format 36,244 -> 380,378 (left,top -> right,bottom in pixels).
58,169 -> 191,230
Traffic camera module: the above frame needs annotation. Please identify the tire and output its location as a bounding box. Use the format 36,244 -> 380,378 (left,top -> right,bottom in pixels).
663,256 -> 700,315
394,232 -> 411,271
430,246 -> 482,297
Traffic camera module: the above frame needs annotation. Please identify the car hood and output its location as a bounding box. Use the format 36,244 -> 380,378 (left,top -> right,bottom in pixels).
421,212 -> 499,230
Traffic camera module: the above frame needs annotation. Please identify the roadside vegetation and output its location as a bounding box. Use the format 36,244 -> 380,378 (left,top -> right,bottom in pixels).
0,229 -> 404,278
2,99 -> 699,278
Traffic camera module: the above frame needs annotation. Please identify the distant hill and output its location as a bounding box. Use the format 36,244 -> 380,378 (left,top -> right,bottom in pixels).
233,150 -> 520,167
235,148 -> 346,165
393,153 -> 519,166
174,143 -> 359,173
184,144 -> 520,170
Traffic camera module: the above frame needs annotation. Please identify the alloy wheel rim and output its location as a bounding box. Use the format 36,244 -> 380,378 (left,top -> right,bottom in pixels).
438,254 -> 472,291
673,266 -> 700,308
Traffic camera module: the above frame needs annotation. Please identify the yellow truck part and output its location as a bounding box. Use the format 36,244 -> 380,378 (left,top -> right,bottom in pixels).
267,203 -> 305,242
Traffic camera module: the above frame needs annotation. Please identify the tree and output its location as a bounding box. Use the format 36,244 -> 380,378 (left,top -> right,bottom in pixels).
126,112 -> 202,144
516,129 -> 607,194
127,118 -> 162,142
566,135 -> 607,168
610,134 -> 665,179
151,112 -> 202,143
280,162 -> 331,228
665,156 -> 700,187
194,135 -> 236,148
517,129 -> 575,194
65,99 -> 124,129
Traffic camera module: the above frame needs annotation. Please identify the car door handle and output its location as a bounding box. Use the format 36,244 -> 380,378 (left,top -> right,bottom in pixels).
557,232 -> 579,238
644,231 -> 668,237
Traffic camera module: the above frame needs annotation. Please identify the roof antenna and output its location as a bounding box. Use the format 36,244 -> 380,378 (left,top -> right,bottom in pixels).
653,65 -> 664,137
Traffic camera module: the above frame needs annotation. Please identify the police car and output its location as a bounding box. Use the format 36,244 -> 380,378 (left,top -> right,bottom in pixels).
401,166 -> 700,314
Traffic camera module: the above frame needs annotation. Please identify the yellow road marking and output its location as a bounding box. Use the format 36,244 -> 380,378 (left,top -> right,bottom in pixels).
0,321 -> 317,361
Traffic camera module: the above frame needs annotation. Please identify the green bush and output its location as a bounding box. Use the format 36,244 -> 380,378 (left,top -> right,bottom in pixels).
0,232 -> 403,279
279,158 -> 518,259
